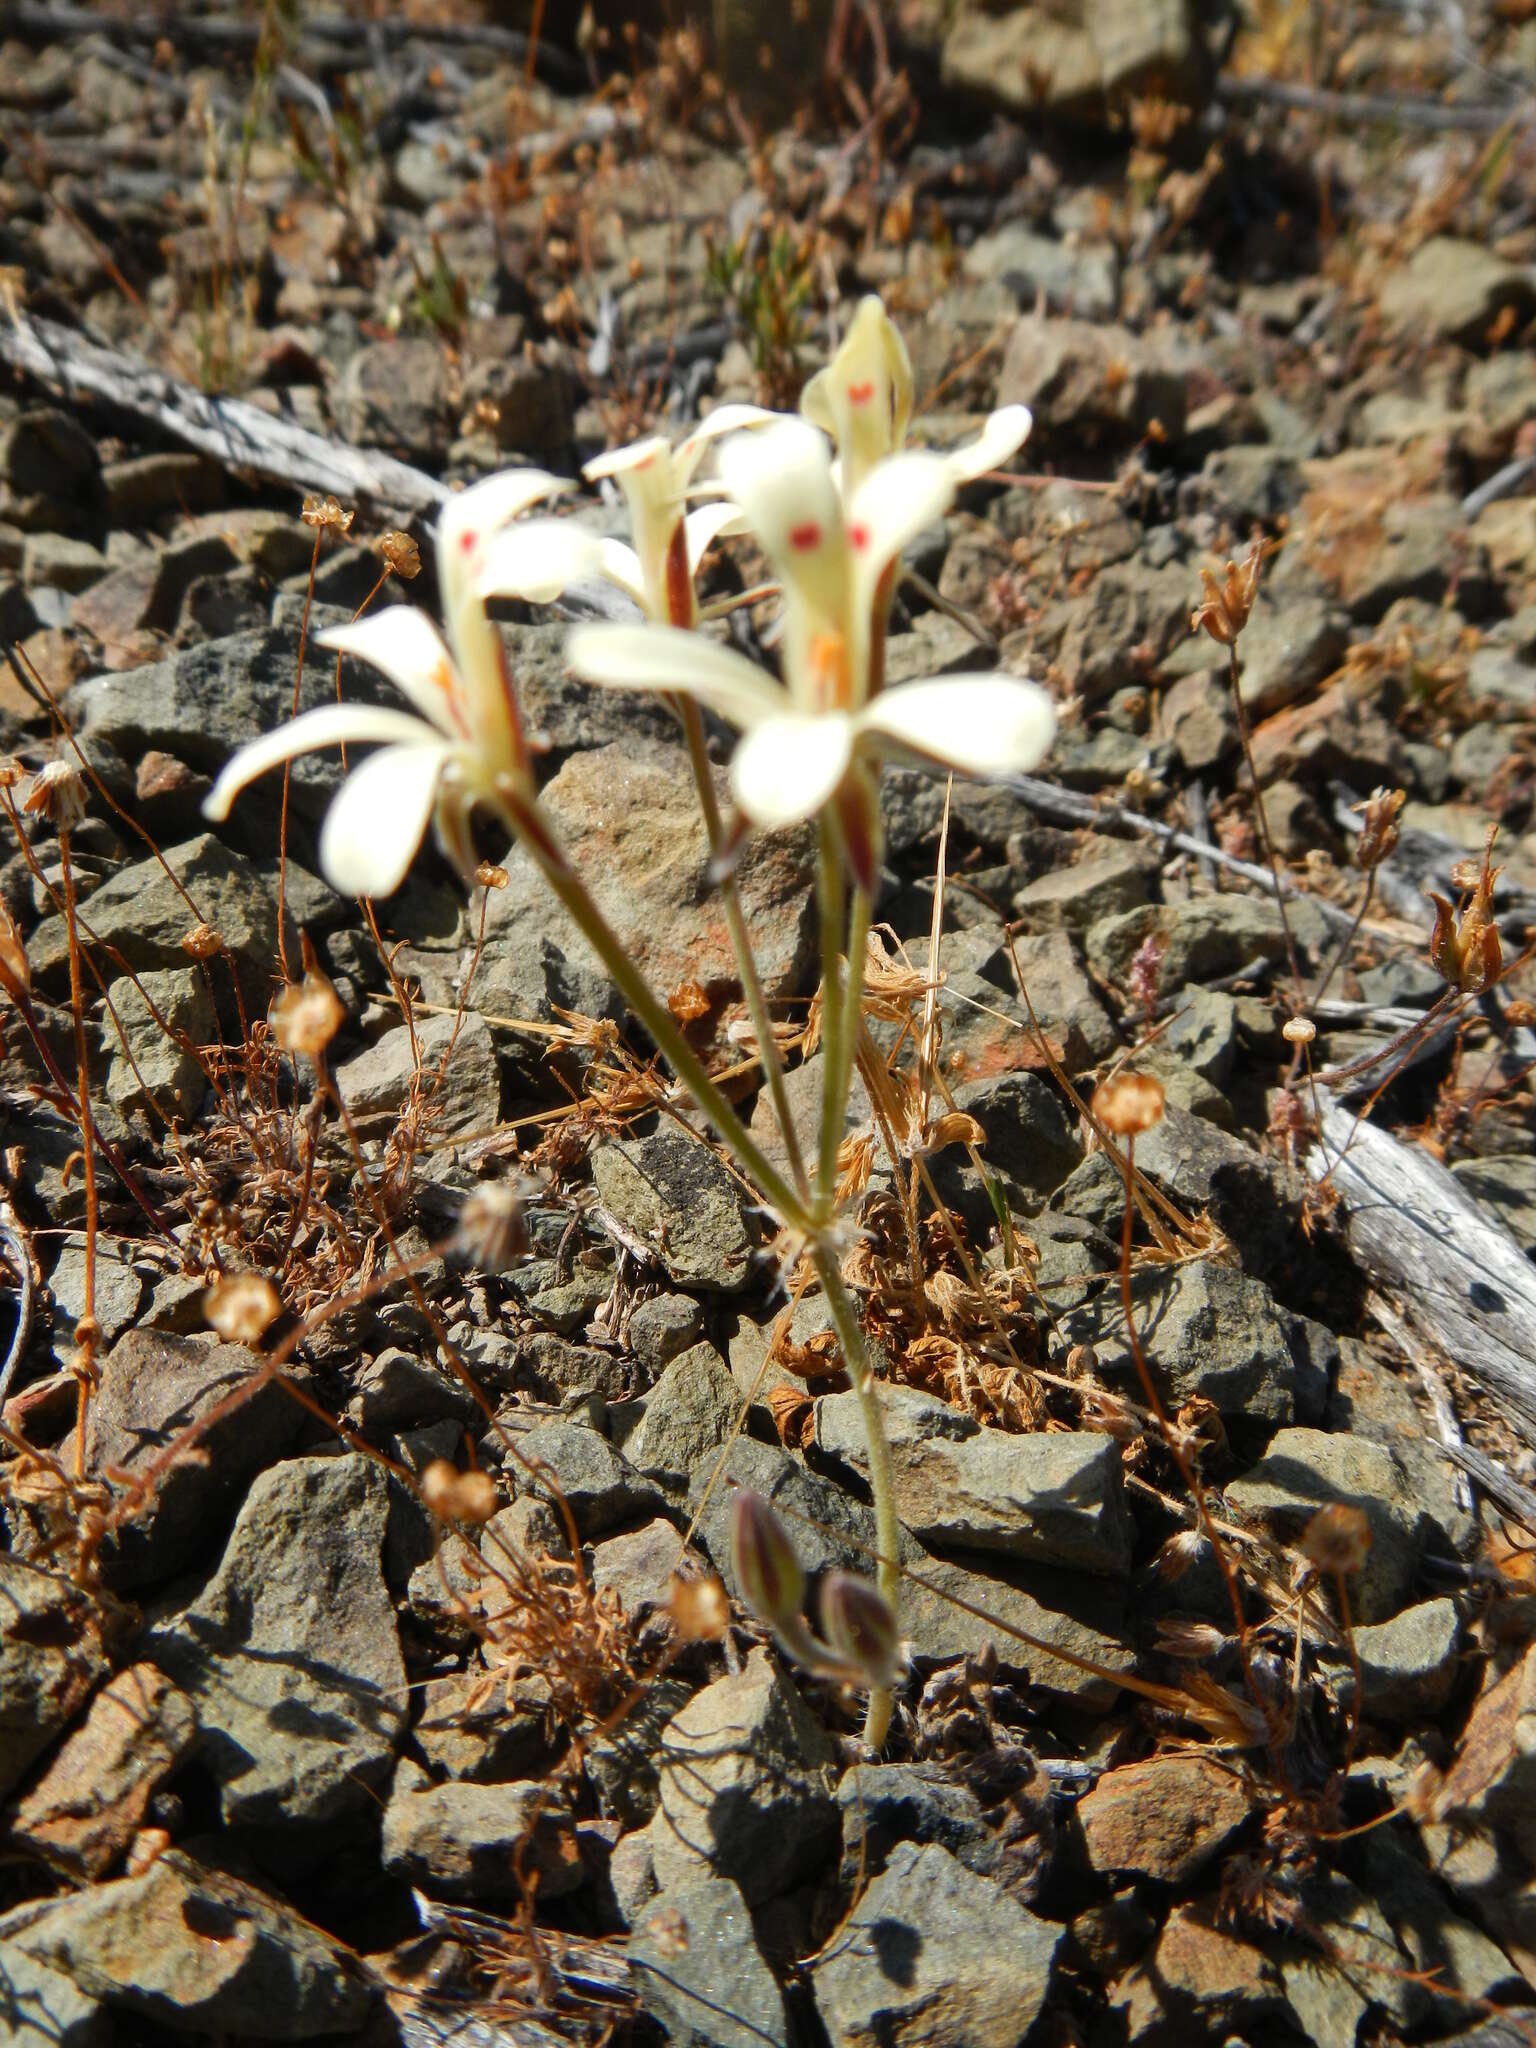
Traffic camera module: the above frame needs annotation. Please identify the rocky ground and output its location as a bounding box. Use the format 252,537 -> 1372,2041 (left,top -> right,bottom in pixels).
2,1 -> 1536,2043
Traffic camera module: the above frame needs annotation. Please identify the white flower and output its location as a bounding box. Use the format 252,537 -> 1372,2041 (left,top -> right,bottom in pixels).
477,405 -> 776,627
565,424 -> 1055,849
203,469 -> 566,897
802,293 -> 1032,496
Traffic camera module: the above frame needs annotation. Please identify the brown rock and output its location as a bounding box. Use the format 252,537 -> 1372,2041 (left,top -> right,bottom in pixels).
1114,1902 -> 1283,2043
12,1664 -> 196,1879
1077,1752 -> 1253,1885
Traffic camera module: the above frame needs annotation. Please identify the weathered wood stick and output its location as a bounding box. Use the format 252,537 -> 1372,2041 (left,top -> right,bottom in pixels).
0,313 -> 448,520
1308,1092 -> 1536,1448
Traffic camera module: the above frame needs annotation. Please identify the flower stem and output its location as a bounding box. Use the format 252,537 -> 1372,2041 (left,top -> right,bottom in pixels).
677,696 -> 808,1204
815,817 -> 848,1219
519,810 -> 813,1235
814,1242 -> 898,1750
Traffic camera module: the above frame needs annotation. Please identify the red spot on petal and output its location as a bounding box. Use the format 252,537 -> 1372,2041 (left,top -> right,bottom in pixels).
849,522 -> 871,550
846,380 -> 875,405
788,521 -> 822,552
459,529 -> 477,554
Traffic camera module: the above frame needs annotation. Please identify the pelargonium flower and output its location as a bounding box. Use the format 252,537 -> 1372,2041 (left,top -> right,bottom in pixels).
476,405 -> 776,627
566,418 -> 1055,867
203,470 -> 566,896
802,293 -> 1032,497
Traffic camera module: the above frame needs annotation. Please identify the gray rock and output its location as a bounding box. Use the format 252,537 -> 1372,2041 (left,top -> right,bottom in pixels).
0,1938 -> 107,2045
381,1762 -> 582,1902
70,538 -> 238,649
1013,841 -> 1162,931
103,964 -> 214,1121
964,224 -> 1119,320
334,338 -> 452,462
510,1419 -> 664,1537
20,532 -> 106,592
1334,1597 -> 1461,1722
1087,893 -> 1304,988
1058,1260 -> 1323,1425
585,1676 -> 693,1828
0,1558 -> 107,1799
815,1387 -> 1131,1574
747,1047 -> 869,1184
147,1453 -> 408,1826
0,1850 -> 369,2039
1047,559 -> 1195,702
627,1291 -> 708,1374
837,1762 -> 1000,1886
627,1343 -> 740,1487
74,1329 -> 303,1591
334,1008 -> 500,1142
1181,444 -> 1303,530
1159,667 -> 1237,771
975,929 -> 1117,1071
811,1839 -> 1061,2048
588,1517 -> 693,1625
947,1069 -> 1083,1203
591,1126 -> 753,1293
1225,1428 -> 1430,1624
652,1646 -> 838,1905
998,316 -> 1186,452
411,1670 -> 556,1784
942,0 -> 1211,119
629,1873 -> 789,2048
0,408 -> 101,534
1378,237 -> 1536,347
46,1234 -> 146,1362
1358,1831 -> 1528,2020
345,1345 -> 480,1434
1452,1155 -> 1536,1253
690,1438 -> 1137,1706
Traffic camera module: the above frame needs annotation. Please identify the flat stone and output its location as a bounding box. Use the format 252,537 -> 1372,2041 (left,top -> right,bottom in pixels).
1225,1428 -> 1429,1624
510,1419 -> 664,1537
46,1234 -> 146,1361
11,1664 -> 196,1879
1113,1902 -> 1283,2042
333,1008 -> 500,1141
1014,841 -> 1163,931
588,1516 -> 692,1624
815,1388 -> 1131,1574
837,1761 -> 1000,1886
103,964 -> 214,1122
942,0 -> 1208,119
964,224 -> 1119,320
1333,1597 -> 1461,1722
625,1343 -> 739,1487
1076,1752 -> 1253,1885
812,1839 -> 1061,2048
629,1873 -> 789,2048
627,1291 -> 708,1374
591,1125 -> 753,1293
20,532 -> 107,592
0,1850 -> 369,2039
0,1557 -> 108,1800
652,1646 -> 838,1906
381,1762 -> 582,1902
146,1453 -> 407,1827
1379,237 -> 1536,346
0,1938 -> 107,2045
412,1671 -> 556,1783
71,1329 -> 304,1591
585,1676 -> 693,1828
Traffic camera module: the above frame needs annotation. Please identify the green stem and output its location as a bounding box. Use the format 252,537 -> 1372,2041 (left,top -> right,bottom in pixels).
522,811 -> 813,1235
815,816 -> 847,1219
815,1243 -> 898,1751
678,697 -> 808,1204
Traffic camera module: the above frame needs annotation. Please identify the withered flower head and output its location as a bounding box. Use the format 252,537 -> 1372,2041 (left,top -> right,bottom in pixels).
270,960 -> 346,1061
181,922 -> 222,962
419,1459 -> 498,1525
301,494 -> 354,534
0,756 -> 24,790
1190,542 -> 1265,647
1354,786 -> 1404,871
1299,1502 -> 1372,1576
670,1571 -> 730,1641
378,530 -> 421,580
731,1487 -> 805,1630
1428,828 -> 1502,995
475,861 -> 508,891
204,1271 -> 283,1346
21,758 -> 87,831
452,1180 -> 530,1273
1282,1017 -> 1316,1047
1092,1070 -> 1165,1138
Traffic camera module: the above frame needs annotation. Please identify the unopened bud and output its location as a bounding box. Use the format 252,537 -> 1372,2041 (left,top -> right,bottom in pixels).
731,1489 -> 805,1629
819,1571 -> 901,1689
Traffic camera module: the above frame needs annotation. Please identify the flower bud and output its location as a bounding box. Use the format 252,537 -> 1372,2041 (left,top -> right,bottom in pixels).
819,1571 -> 901,1689
731,1489 -> 805,1629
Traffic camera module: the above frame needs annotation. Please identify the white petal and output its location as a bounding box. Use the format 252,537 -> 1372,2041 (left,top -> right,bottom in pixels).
729,712 -> 855,827
564,623 -> 786,729
203,703 -> 438,820
583,434 -> 670,485
944,405 -> 1033,485
673,403 -> 780,482
478,520 -> 610,604
319,740 -> 451,898
315,609 -> 465,735
437,469 -> 568,558
856,673 -> 1056,779
717,418 -> 846,621
594,539 -> 649,606
684,500 -> 743,574
846,452 -> 956,587
800,297 -> 914,489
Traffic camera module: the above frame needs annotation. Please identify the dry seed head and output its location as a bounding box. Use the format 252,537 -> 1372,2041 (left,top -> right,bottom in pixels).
1151,1616 -> 1230,1658
1354,786 -> 1404,870
420,1460 -> 498,1524
1299,1502 -> 1372,1576
670,1571 -> 730,1641
1190,541 -> 1265,646
475,861 -> 508,891
1092,1070 -> 1165,1137
1282,1017 -> 1316,1047
204,1272 -> 283,1346
0,756 -> 24,790
453,1181 -> 530,1273
301,494 -> 354,534
181,922 -> 222,961
270,968 -> 346,1060
21,758 -> 86,831
378,530 -> 421,580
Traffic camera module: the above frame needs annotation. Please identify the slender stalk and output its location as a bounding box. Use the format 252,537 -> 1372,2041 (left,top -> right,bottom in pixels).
677,697 -> 808,1203
1227,642 -> 1302,999
57,819 -> 98,1481
521,817 -> 813,1235
815,1243 -> 898,1750
815,817 -> 848,1218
